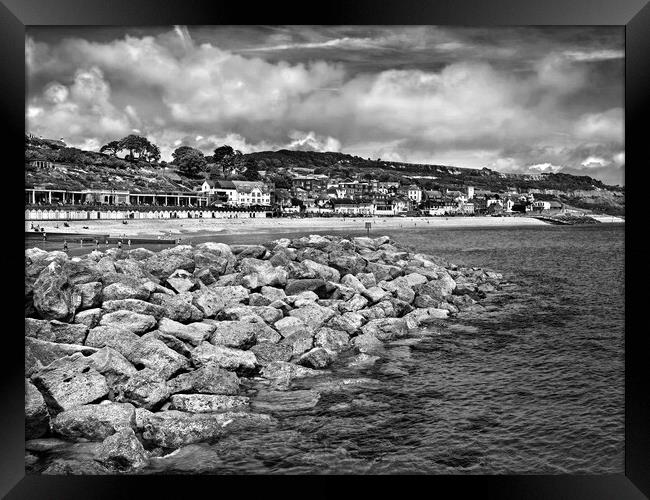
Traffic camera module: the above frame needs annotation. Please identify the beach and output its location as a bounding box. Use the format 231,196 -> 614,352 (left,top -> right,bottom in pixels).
26,215 -> 554,239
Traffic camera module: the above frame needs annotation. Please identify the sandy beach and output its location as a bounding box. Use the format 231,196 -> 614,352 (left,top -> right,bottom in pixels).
25,215 -> 557,239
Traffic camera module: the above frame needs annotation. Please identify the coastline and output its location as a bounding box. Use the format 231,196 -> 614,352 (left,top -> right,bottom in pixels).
26,215 -> 558,239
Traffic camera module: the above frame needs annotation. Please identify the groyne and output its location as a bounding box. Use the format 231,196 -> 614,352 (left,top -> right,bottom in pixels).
25,234 -> 504,474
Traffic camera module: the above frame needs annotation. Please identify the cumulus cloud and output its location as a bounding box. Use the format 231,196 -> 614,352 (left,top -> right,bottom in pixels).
25,26 -> 624,185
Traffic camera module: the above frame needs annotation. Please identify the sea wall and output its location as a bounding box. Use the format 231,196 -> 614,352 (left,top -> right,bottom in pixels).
25,234 -> 503,474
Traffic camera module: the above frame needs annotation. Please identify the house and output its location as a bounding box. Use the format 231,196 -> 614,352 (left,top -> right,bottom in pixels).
231,181 -> 271,207
532,200 -> 551,211
202,180 -> 237,206
332,199 -> 374,215
406,184 -> 423,204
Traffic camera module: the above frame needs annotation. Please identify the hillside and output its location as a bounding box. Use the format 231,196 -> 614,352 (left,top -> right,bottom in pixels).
25,137 -> 624,214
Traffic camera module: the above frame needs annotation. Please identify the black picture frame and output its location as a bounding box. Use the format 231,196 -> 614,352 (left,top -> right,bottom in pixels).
3,0 -> 647,497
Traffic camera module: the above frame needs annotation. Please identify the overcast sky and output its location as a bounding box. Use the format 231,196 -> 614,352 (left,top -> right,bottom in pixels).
26,26 -> 624,185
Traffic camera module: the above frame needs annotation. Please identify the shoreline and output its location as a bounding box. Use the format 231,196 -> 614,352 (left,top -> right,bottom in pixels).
25,215 -> 566,239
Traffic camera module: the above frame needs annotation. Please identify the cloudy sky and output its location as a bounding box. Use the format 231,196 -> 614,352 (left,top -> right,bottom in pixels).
26,26 -> 624,185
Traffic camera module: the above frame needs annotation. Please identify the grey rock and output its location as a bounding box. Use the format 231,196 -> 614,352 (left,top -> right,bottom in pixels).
314,327 -> 350,353
191,285 -> 249,318
249,342 -> 293,366
88,346 -> 137,388
128,336 -> 190,379
285,278 -> 328,297
158,317 -> 214,346
114,368 -> 170,410
361,318 -> 408,341
140,410 -> 276,448
190,342 -> 257,371
51,402 -> 136,440
280,331 -> 314,357
149,292 -> 203,323
102,281 -> 152,302
288,303 -> 336,331
351,332 -> 385,353
84,325 -> 141,358
101,299 -> 166,320
33,261 -> 82,321
167,363 -> 240,395
274,316 -> 307,338
25,337 -> 98,377
25,318 -> 88,345
97,428 -> 149,471
99,310 -> 157,335
74,281 -> 103,310
32,353 -> 109,411
73,308 -> 103,328
169,394 -> 250,413
298,347 -> 334,369
208,320 -> 258,349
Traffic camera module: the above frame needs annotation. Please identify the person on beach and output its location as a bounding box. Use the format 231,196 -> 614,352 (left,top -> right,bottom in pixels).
95,239 -> 99,248
127,239 -> 131,248
80,239 -> 83,247
117,240 -> 122,249
42,232 -> 47,241
63,240 -> 68,252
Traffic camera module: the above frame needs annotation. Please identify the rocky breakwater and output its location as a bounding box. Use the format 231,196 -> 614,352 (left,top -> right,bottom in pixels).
24,234 -> 504,474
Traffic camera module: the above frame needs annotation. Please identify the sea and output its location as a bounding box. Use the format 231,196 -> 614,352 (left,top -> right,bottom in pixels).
30,223 -> 626,474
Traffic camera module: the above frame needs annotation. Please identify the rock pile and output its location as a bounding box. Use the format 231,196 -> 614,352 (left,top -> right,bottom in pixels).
25,234 -> 503,473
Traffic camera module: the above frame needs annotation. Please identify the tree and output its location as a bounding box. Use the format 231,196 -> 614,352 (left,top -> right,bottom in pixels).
118,135 -> 154,161
143,143 -> 161,164
213,145 -> 234,163
243,164 -> 260,181
56,147 -> 86,164
172,146 -> 207,177
100,140 -> 121,157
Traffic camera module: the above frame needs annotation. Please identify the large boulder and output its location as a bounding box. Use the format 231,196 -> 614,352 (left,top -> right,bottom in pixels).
26,379 -> 50,439
280,331 -> 314,357
403,307 -> 450,328
314,327 -> 350,353
101,281 -> 153,302
340,274 -> 366,294
74,281 -> 103,310
351,332 -> 384,353
102,299 -> 166,320
231,244 -> 268,259
32,261 -> 82,321
237,258 -> 287,288
140,410 -> 276,448
84,325 -> 141,359
158,317 -> 215,346
167,363 -> 240,395
169,394 -> 250,413
249,342 -> 293,366
190,342 -> 257,371
363,286 -> 393,304
149,293 -> 203,323
142,331 -> 192,358
301,260 -> 340,283
99,310 -> 157,335
298,347 -> 334,369
191,286 -> 249,318
328,251 -> 367,275
220,305 -> 283,325
51,402 -> 136,440
114,368 -> 170,410
365,262 -> 403,281
327,312 -> 365,335
288,303 -> 336,331
166,269 -> 198,294
128,337 -> 190,380
88,347 -> 137,388
25,318 -> 88,345
25,337 -> 98,377
414,273 -> 456,301
339,294 -> 369,313
73,308 -> 103,329
274,316 -> 307,338
32,353 -> 109,411
143,249 -> 195,279
97,428 -> 149,471
208,321 -> 258,349
260,361 -> 323,388
285,278 -> 329,298
360,318 -> 408,341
